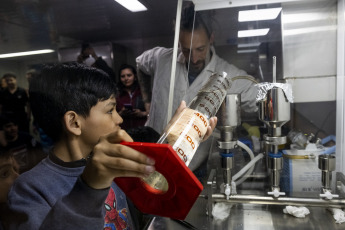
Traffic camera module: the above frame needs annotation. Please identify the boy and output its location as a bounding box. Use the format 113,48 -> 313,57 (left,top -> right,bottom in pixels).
6,63 -> 157,230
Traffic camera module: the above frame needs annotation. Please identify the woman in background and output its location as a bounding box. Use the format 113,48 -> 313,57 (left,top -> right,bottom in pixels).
116,64 -> 148,130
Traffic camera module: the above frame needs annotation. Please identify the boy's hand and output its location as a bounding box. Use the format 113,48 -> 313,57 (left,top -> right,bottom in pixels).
81,130 -> 155,189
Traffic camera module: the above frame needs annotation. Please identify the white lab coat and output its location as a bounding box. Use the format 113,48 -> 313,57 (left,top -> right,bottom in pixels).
136,46 -> 258,170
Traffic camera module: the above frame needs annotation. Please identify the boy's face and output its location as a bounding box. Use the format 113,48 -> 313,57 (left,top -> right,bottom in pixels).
80,96 -> 123,148
0,156 -> 19,203
3,122 -> 18,139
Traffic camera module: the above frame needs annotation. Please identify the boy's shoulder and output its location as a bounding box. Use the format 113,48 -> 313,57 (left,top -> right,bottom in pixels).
11,158 -> 48,185
11,156 -> 83,190
8,156 -> 85,204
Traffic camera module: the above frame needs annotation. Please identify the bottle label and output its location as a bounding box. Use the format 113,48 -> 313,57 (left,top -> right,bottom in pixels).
166,108 -> 209,166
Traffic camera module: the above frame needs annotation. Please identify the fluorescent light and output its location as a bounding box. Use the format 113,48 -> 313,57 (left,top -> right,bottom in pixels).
237,49 -> 257,54
0,49 -> 55,58
238,42 -> 261,48
115,0 -> 147,12
238,28 -> 270,38
283,12 -> 328,24
284,25 -> 337,36
239,7 -> 282,22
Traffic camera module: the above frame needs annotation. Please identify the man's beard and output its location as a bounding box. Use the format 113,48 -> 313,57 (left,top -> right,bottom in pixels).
189,61 -> 205,76
187,49 -> 211,76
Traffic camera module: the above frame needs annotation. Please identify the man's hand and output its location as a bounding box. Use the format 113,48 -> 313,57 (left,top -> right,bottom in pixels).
81,130 -> 155,189
204,116 -> 217,141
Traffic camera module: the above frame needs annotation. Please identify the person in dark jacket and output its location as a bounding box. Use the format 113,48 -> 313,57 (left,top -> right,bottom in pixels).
0,73 -> 30,132
116,64 -> 149,130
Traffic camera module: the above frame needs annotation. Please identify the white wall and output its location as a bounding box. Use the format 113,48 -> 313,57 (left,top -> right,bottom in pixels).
282,0 -> 337,103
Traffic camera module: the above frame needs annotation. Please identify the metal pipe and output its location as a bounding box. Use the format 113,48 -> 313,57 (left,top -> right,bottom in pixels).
268,157 -> 283,188
319,154 -> 336,190
211,194 -> 345,208
166,0 -> 183,123
221,156 -> 233,185
272,56 -> 276,83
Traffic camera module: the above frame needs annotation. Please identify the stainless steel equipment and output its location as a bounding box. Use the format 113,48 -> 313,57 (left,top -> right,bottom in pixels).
258,57 -> 290,197
318,154 -> 339,199
216,94 -> 241,194
259,86 -> 290,197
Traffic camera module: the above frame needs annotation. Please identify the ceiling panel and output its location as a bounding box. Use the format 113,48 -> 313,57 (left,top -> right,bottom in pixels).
0,0 -> 177,54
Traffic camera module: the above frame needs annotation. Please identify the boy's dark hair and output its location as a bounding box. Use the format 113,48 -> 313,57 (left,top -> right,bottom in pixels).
126,126 -> 160,143
3,72 -> 17,79
29,63 -> 117,142
0,115 -> 18,127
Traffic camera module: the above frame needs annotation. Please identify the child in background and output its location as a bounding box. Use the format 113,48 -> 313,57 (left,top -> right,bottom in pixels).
0,116 -> 44,173
0,149 -> 19,230
6,63 -> 156,230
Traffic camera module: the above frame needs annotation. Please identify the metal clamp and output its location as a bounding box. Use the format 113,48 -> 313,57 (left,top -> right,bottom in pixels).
218,141 -> 237,150
264,135 -> 287,145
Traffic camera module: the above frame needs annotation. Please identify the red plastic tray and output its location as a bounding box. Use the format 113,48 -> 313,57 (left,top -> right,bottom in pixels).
114,142 -> 203,220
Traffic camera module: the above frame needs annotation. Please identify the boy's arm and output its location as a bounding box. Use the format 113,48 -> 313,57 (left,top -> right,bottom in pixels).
7,130 -> 155,230
40,130 -> 156,229
7,177 -> 109,230
39,177 -> 109,230
81,129 -> 156,189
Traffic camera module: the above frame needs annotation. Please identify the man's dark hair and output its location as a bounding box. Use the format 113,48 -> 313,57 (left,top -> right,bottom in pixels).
29,63 -> 117,142
180,1 -> 214,38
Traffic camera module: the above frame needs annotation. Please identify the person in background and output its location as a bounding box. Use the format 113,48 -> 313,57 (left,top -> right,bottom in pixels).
77,42 -> 116,83
0,116 -> 43,173
25,69 -> 37,84
0,73 -> 31,133
0,148 -> 19,230
25,69 -> 54,154
0,77 -> 7,92
116,64 -> 149,130
136,1 -> 258,171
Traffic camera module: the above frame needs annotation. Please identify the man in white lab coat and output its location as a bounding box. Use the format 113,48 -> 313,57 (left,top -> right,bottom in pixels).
136,2 -> 258,171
